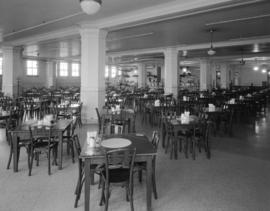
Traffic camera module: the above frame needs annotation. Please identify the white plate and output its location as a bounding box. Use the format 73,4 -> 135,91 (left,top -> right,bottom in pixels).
101,138 -> 131,149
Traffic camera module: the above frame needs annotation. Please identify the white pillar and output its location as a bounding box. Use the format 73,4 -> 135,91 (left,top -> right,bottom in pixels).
137,63 -> 146,88
220,63 -> 229,89
200,60 -> 212,91
46,61 -> 55,88
164,47 -> 178,97
80,27 -> 107,124
2,46 -> 22,97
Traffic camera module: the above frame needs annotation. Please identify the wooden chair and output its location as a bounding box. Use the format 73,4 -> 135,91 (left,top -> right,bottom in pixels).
99,148 -> 136,211
135,131 -> 160,199
28,125 -> 58,176
192,119 -> 211,160
95,108 -> 102,134
62,117 -> 78,163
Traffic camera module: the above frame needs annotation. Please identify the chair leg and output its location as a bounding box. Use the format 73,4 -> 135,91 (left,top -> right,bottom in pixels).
6,144 -> 13,169
105,183 -> 110,211
74,176 -> 85,208
152,163 -> 158,199
29,147 -> 34,176
36,152 -> 39,166
48,149 -> 51,175
99,180 -> 105,206
70,142 -> 75,163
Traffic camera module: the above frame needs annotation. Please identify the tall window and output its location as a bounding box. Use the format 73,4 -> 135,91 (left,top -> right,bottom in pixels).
71,63 -> 80,77
111,66 -> 117,78
0,57 -> 2,75
59,62 -> 68,77
26,60 -> 38,76
105,66 -> 109,78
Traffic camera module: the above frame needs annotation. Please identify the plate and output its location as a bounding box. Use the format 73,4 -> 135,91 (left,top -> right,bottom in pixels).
101,138 -> 131,149
136,133 -> 144,136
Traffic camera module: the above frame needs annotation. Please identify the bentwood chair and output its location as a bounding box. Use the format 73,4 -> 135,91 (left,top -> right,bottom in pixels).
28,125 -> 58,176
135,131 -> 160,199
99,148 -> 136,211
62,117 -> 78,163
192,118 -> 211,160
73,134 -> 102,208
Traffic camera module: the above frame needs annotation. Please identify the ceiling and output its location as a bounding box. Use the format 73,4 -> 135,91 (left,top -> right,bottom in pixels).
2,0 -> 270,67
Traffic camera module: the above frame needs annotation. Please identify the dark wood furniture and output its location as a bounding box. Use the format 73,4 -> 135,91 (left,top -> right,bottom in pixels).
11,119 -> 73,172
80,133 -> 156,211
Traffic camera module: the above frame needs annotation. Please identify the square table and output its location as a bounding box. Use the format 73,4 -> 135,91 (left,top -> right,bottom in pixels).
80,133 -> 156,211
11,119 -> 73,172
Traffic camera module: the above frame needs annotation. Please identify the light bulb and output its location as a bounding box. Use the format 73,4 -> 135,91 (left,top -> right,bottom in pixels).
262,69 -> 267,74
253,66 -> 259,71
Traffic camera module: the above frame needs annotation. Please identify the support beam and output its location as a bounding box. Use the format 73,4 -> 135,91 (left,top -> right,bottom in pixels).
200,60 -> 212,91
80,27 -> 107,124
164,47 -> 178,97
2,46 -> 22,97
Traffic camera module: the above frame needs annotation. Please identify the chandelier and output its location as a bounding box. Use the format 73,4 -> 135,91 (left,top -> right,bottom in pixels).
80,0 -> 102,15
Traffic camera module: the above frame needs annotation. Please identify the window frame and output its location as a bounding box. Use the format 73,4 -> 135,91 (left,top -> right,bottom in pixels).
0,57 -> 2,75
59,62 -> 69,77
26,60 -> 38,76
71,63 -> 80,77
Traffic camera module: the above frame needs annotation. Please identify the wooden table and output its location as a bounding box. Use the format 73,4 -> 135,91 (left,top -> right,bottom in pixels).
80,133 -> 156,211
11,119 -> 73,172
169,116 -> 199,159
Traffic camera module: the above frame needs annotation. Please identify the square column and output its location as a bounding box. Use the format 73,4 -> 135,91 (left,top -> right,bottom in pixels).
80,27 -> 107,124
46,61 -> 56,88
137,63 -> 146,88
164,47 -> 178,97
220,63 -> 229,89
2,46 -> 22,97
200,60 -> 212,91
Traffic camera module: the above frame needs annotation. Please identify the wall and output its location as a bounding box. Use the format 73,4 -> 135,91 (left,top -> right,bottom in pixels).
56,76 -> 80,88
232,64 -> 267,86
19,60 -> 47,91
55,62 -> 80,88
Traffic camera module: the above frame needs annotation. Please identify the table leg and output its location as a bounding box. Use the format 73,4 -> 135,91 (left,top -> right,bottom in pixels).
85,158 -> 91,211
146,157 -> 153,211
13,134 -> 18,172
58,131 -> 63,170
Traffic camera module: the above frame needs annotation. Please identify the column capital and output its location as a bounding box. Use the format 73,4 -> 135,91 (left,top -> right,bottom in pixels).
2,45 -> 14,52
79,26 -> 107,40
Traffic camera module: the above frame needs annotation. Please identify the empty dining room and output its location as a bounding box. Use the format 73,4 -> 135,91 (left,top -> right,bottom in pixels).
1,0 -> 270,211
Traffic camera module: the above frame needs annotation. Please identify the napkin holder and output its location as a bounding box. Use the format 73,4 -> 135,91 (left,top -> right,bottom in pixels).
208,104 -> 215,112
154,99 -> 160,107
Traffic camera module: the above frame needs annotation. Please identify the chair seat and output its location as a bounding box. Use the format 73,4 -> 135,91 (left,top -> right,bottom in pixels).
101,168 -> 130,183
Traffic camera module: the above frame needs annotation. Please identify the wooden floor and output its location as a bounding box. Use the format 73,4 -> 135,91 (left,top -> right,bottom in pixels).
1,109 -> 270,211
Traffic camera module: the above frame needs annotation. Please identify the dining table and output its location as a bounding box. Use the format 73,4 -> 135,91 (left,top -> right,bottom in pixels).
168,115 -> 199,159
11,118 -> 73,172
80,133 -> 157,211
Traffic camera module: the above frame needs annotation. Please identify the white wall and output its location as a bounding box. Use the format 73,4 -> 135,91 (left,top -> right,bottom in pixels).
232,64 -> 267,86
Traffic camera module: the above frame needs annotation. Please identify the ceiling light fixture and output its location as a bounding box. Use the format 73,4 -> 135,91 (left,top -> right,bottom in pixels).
239,48 -> 245,65
262,68 -> 267,74
207,29 -> 216,56
80,0 -> 102,15
253,66 -> 259,71
253,59 -> 259,71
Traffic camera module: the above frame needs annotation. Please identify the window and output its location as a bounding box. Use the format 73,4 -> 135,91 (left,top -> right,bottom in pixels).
111,66 -> 116,78
71,63 -> 80,77
59,62 -> 68,77
0,57 -> 2,75
26,60 -> 38,76
105,66 -> 109,78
